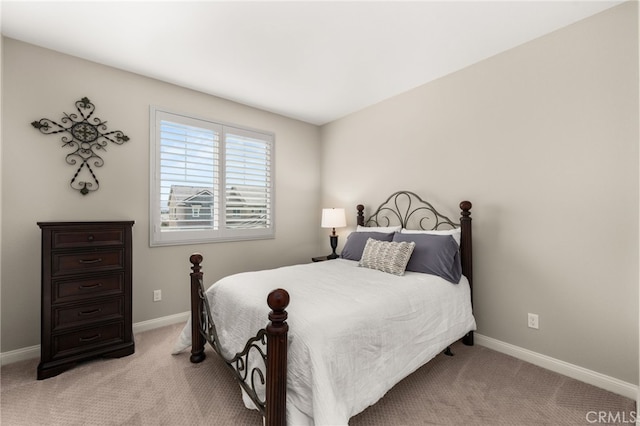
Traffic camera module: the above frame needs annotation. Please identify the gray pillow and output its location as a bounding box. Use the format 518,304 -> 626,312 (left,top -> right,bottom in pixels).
341,232 -> 394,261
392,233 -> 462,283
359,238 -> 416,276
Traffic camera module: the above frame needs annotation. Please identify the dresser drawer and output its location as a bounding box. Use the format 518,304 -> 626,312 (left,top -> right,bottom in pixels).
52,228 -> 125,249
53,273 -> 124,304
52,322 -> 125,359
53,297 -> 124,331
52,249 -> 124,276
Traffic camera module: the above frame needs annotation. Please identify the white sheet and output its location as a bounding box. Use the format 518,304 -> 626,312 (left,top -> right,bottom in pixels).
173,259 -> 476,425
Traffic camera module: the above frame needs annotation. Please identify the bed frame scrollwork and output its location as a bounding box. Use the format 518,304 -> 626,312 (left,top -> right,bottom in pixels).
358,190 -> 459,230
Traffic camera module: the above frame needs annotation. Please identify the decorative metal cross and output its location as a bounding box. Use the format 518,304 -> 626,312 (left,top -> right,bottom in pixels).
31,97 -> 130,195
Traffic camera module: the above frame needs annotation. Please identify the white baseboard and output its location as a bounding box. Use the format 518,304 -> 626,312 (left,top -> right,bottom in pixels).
0,311 -> 190,367
132,311 -> 189,334
0,344 -> 41,366
475,333 -> 639,401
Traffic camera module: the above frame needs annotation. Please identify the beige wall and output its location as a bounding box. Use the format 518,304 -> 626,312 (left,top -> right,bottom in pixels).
0,38 -> 321,352
321,2 -> 639,384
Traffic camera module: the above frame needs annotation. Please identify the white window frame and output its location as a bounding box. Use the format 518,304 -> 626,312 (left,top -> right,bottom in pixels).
150,107 -> 275,246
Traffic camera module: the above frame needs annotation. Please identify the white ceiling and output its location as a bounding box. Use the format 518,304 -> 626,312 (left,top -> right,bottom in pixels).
1,1 -> 624,125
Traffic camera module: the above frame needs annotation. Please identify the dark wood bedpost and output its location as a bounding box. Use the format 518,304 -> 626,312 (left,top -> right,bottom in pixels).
265,289 -> 290,426
459,201 -> 474,346
357,204 -> 365,226
189,253 -> 206,363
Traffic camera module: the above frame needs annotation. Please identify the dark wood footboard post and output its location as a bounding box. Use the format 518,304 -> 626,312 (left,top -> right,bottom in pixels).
189,253 -> 206,363
459,201 -> 474,346
265,289 -> 290,426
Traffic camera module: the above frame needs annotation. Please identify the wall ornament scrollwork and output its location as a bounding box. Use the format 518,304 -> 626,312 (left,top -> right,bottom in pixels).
31,97 -> 130,195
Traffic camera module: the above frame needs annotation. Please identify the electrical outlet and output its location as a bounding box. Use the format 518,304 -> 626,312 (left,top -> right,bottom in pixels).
528,313 -> 539,329
153,289 -> 162,302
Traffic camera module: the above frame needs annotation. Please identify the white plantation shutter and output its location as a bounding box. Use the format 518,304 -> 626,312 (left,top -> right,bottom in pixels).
159,118 -> 219,230
224,128 -> 272,229
150,108 -> 274,246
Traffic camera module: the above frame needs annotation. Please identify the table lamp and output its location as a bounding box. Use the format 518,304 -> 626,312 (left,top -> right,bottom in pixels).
321,208 -> 346,259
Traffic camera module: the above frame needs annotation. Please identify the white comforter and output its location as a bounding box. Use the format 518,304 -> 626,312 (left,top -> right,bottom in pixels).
173,259 -> 476,425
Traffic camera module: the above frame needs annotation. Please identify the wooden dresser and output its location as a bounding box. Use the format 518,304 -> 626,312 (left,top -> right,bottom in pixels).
37,221 -> 135,379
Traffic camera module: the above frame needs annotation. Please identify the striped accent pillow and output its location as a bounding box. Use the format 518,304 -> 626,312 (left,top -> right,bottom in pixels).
359,238 -> 416,276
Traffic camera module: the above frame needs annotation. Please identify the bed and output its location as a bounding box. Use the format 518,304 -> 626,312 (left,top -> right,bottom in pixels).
174,191 -> 476,426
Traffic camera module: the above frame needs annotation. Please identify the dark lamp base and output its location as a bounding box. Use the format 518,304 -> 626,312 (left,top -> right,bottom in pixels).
328,234 -> 339,259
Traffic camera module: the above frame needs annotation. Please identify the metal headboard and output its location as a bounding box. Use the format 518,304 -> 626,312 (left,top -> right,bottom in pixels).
358,191 -> 458,230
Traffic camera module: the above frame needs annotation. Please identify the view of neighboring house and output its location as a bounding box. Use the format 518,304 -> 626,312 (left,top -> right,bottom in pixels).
165,185 -> 269,229
225,185 -> 270,229
166,185 -> 215,228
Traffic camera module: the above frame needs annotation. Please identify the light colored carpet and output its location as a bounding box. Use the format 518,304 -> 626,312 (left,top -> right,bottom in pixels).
1,323 -> 635,425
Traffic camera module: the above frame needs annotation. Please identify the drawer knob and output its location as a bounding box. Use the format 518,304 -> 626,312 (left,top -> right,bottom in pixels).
87,235 -> 94,242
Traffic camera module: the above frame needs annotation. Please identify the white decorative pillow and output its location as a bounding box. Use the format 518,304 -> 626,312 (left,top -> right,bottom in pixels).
401,227 -> 461,246
359,238 -> 416,276
357,225 -> 401,233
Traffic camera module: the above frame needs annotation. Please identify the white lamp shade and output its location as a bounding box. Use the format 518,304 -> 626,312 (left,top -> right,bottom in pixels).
321,208 -> 346,228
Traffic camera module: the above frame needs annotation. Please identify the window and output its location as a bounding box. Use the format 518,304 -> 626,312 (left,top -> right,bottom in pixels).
150,107 -> 274,246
